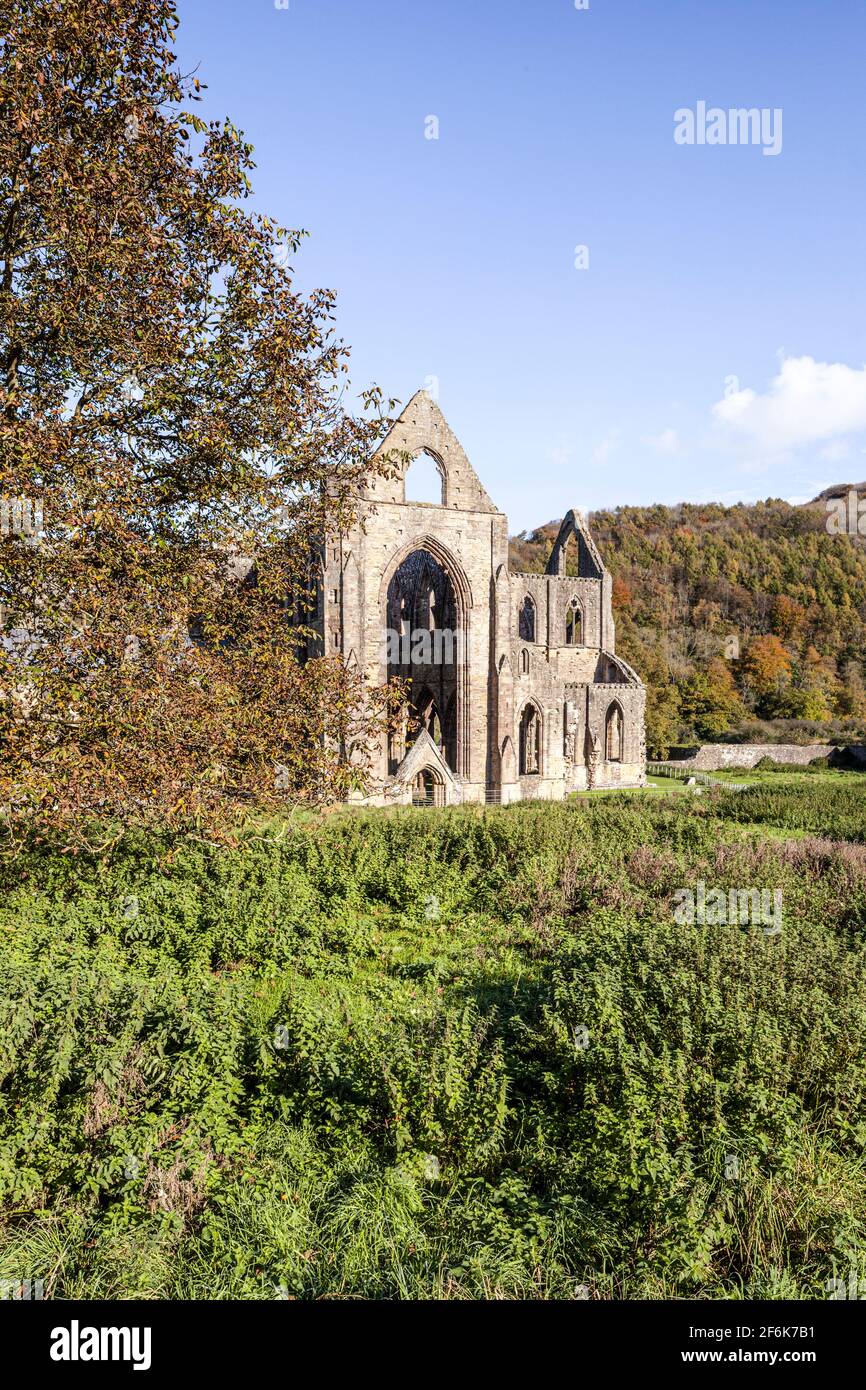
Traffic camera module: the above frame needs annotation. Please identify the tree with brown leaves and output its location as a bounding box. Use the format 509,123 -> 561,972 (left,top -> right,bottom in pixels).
0,0 -> 402,849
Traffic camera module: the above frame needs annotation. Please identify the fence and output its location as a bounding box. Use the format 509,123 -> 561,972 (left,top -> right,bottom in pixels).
647,761 -> 750,792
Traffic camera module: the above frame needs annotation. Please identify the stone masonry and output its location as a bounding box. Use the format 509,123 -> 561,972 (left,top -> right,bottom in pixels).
315,391 -> 646,806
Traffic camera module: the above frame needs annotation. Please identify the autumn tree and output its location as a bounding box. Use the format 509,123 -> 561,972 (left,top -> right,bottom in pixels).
0,0 -> 401,846
691,599 -> 722,632
678,657 -> 745,739
837,660 -> 866,719
782,646 -> 838,721
771,594 -> 807,643
741,634 -> 793,716
611,576 -> 633,611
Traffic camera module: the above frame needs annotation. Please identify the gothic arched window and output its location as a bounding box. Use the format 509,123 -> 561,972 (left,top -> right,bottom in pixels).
386,546 -> 460,772
565,598 -> 582,646
521,648 -> 530,675
519,595 -> 536,642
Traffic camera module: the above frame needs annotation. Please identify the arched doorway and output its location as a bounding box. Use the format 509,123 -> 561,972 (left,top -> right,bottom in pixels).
412,767 -> 444,807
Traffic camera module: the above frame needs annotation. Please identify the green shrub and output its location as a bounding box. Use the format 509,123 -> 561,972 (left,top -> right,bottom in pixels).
2,784 -> 866,1298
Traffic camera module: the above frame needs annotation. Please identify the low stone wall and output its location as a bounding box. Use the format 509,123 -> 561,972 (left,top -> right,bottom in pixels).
667,743 -> 836,770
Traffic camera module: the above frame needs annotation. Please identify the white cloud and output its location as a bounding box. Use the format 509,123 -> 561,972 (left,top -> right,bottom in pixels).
642,428 -> 680,454
592,429 -> 620,466
712,355 -> 866,452
818,439 -> 852,463
548,440 -> 574,469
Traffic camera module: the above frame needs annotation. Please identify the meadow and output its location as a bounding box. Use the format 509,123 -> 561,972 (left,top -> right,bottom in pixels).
2,772 -> 866,1300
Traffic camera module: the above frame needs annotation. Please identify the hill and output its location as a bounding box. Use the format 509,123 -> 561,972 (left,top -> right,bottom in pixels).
510,498 -> 866,757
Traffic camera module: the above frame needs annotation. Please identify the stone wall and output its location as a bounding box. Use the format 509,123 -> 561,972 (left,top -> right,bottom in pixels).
666,743 -> 836,770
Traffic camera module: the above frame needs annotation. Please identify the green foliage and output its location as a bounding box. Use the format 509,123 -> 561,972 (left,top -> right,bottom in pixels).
2,784 -> 866,1298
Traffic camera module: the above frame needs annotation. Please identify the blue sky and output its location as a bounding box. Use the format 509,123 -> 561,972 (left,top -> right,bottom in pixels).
174,0 -> 866,529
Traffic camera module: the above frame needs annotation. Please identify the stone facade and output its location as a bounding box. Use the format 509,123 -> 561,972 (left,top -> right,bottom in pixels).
315,391 -> 646,806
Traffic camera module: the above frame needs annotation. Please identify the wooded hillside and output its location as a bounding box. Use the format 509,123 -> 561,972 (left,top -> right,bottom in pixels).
510,498 -> 866,757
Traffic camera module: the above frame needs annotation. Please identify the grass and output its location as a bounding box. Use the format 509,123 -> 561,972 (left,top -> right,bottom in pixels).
2,771 -> 866,1300
574,775 -> 692,797
707,766 -> 851,785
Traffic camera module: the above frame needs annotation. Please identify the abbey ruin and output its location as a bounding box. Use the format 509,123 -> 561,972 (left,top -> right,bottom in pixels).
316,390 -> 646,805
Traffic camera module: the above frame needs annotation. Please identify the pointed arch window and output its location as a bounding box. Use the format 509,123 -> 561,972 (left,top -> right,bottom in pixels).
519,595 -> 536,642
386,544 -> 461,773
416,689 -> 443,749
521,648 -> 530,675
605,703 -> 623,762
565,598 -> 582,646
